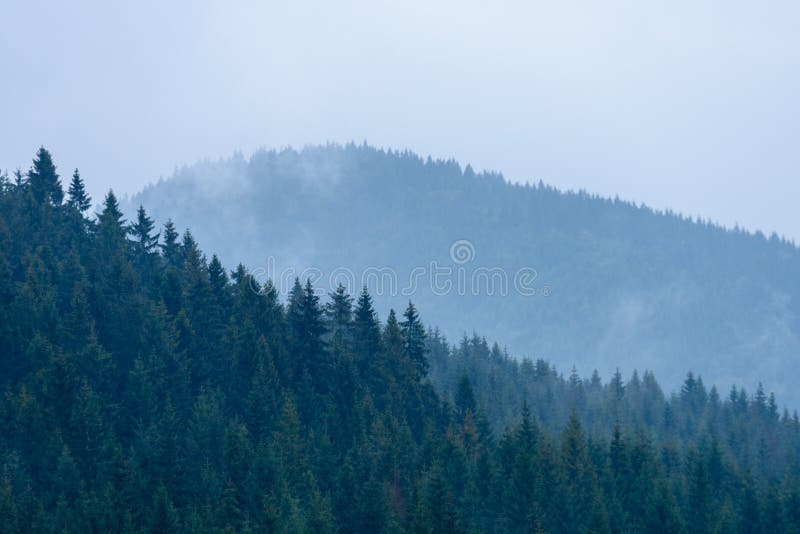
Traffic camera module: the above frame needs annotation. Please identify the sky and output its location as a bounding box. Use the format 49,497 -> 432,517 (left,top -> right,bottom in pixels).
2,0 -> 799,239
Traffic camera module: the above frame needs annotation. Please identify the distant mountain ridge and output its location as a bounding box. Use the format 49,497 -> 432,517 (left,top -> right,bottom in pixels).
128,143 -> 800,406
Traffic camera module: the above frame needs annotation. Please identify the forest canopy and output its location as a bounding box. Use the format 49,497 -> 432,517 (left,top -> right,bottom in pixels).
1,149 -> 799,533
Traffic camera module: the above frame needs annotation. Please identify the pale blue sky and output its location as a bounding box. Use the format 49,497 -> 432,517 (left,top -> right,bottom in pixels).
2,0 -> 798,238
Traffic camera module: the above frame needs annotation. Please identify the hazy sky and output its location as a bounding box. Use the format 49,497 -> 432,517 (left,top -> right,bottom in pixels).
2,1 -> 799,238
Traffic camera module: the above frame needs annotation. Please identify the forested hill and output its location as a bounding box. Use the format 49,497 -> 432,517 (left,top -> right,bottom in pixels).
128,143 -> 800,407
4,148 -> 800,532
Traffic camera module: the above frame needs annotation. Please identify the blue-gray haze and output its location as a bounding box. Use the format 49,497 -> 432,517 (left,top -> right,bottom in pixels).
130,145 -> 800,408
2,1 -> 799,239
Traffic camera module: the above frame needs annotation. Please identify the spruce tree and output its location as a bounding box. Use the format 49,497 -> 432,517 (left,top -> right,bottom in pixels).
160,219 -> 181,268
286,278 -> 328,392
130,205 -> 159,260
66,169 -> 91,212
400,301 -> 428,380
353,286 -> 383,385
158,219 -> 183,314
559,411 -> 596,533
325,284 -> 353,357
28,147 -> 63,205
97,190 -> 127,246
207,254 -> 230,307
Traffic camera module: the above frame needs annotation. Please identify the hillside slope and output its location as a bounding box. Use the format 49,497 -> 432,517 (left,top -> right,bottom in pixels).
129,144 -> 800,406
4,148 -> 800,532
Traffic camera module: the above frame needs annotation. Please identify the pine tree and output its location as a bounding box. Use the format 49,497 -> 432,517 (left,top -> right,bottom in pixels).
400,301 -> 427,380
286,278 -> 328,392
353,286 -> 383,389
207,254 -> 231,320
160,219 -> 182,268
158,219 -> 183,316
383,308 -> 415,390
97,190 -> 127,246
28,147 -> 63,205
558,411 -> 596,533
353,286 -> 382,360
66,169 -> 91,212
607,423 -> 631,532
325,284 -> 353,355
568,365 -> 586,411
506,402 -> 540,532
130,205 -> 159,260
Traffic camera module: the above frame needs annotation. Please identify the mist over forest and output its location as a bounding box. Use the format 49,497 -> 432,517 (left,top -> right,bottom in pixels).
3,2 -> 799,529
3,148 -> 800,532
129,143 -> 800,408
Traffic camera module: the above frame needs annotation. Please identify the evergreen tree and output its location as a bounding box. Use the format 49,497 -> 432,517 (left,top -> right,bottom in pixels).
286,278 -> 329,395
400,301 -> 428,380
207,254 -> 230,309
160,219 -> 181,268
130,205 -> 159,260
353,286 -> 383,389
28,147 -> 63,205
325,284 -> 353,363
558,412 -> 596,533
353,286 -> 382,361
66,169 -> 91,212
97,190 -> 127,245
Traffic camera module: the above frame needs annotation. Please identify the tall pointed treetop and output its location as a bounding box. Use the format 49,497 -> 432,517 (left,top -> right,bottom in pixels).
28,147 -> 63,205
97,190 -> 127,245
400,301 -> 428,379
66,169 -> 91,212
353,286 -> 382,359
130,205 -> 159,257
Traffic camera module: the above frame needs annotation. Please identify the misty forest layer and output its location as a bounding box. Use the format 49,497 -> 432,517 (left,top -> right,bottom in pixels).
130,144 -> 800,406
2,149 -> 800,533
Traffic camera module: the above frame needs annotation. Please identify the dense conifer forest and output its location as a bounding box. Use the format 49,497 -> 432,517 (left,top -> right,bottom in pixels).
2,149 -> 800,532
129,144 -> 800,408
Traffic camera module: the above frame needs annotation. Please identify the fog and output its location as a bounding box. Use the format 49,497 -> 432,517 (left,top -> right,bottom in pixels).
2,0 -> 799,238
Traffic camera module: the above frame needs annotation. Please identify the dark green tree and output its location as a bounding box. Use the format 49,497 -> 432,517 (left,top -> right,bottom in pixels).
66,169 -> 91,212
353,286 -> 382,361
28,147 -> 63,205
401,301 -> 428,380
130,205 -> 159,260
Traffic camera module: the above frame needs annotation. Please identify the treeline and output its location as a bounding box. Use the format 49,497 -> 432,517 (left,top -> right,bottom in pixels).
0,148 -> 799,533
429,332 -> 800,485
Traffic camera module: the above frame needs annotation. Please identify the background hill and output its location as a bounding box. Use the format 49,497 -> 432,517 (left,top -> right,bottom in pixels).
129,144 -> 800,406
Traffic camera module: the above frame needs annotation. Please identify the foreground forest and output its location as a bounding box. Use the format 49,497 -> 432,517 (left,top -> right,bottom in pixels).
2,149 -> 800,533
130,144 -> 800,406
